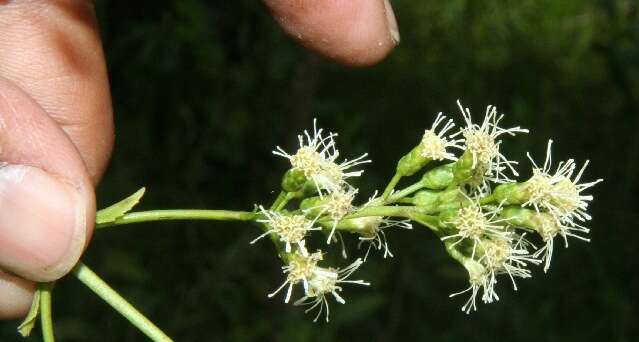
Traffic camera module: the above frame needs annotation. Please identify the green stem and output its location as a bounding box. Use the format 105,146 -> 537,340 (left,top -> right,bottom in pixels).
72,262 -> 173,342
338,205 -> 441,235
410,214 -> 442,235
39,282 -> 54,342
444,240 -> 467,264
346,205 -> 415,219
273,192 -> 297,211
386,181 -> 425,204
370,180 -> 424,206
382,173 -> 402,199
270,191 -> 288,210
97,210 -> 255,229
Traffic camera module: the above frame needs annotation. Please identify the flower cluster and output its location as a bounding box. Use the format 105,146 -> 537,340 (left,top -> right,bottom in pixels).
252,119 -> 415,321
521,140 -> 603,270
442,200 -> 540,313
253,103 -> 600,320
432,102 -> 600,312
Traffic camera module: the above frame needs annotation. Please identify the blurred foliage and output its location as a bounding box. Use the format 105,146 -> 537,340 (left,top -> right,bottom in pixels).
3,0 -> 639,341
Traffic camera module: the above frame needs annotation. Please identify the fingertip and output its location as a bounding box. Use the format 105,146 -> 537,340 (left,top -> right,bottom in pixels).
265,0 -> 400,66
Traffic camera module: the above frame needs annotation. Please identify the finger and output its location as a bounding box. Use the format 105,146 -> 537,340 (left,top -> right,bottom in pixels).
0,0 -> 109,318
0,271 -> 35,319
0,0 -> 114,184
0,76 -> 95,282
264,0 -> 400,66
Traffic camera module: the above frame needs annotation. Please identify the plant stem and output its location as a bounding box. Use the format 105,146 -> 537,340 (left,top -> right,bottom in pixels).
410,214 -> 442,235
72,262 -> 173,342
336,205 -> 440,234
382,173 -> 402,199
97,210 -> 255,229
386,181 -> 424,204
39,282 -> 55,342
270,191 -> 288,210
345,205 -> 415,220
272,191 -> 297,211
370,180 -> 424,206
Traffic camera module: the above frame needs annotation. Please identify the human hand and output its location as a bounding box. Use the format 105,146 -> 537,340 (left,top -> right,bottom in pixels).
0,0 -> 399,319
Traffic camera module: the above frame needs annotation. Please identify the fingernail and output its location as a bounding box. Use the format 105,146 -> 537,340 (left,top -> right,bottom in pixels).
0,164 -> 86,281
383,0 -> 400,44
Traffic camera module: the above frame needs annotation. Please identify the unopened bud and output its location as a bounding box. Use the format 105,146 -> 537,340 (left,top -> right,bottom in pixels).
421,164 -> 454,189
281,169 -> 308,193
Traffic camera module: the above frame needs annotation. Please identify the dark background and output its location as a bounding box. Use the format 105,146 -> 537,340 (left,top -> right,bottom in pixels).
3,0 -> 639,341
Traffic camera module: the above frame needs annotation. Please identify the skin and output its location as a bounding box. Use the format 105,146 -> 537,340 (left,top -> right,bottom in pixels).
0,0 -> 399,319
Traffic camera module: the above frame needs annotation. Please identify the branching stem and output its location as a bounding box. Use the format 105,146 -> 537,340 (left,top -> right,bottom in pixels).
382,173 -> 402,199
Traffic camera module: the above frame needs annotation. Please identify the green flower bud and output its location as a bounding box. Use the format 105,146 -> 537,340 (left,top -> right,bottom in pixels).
299,196 -> 323,213
396,145 -> 432,177
412,190 -> 440,209
489,182 -> 529,205
452,150 -> 477,184
499,207 -> 535,227
437,208 -> 460,229
396,113 -> 461,177
421,164 -> 454,189
412,188 -> 468,214
336,217 -> 383,236
301,179 -> 321,196
281,169 -> 307,192
499,207 -> 562,242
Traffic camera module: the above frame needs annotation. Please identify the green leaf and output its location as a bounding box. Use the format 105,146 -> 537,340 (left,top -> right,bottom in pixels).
17,288 -> 41,337
96,188 -> 146,224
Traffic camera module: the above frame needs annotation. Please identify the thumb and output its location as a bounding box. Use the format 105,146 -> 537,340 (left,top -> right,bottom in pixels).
0,77 -> 95,282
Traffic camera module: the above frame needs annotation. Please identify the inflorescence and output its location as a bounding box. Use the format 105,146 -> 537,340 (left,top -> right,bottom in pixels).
252,101 -> 601,320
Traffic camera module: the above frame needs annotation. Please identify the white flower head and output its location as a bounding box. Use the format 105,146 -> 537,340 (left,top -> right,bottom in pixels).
453,100 -> 529,184
525,140 -> 603,225
353,216 -> 413,260
253,206 -> 321,255
314,154 -> 371,195
450,259 -> 493,314
274,119 -> 337,177
479,234 -> 539,294
420,112 -> 464,161
294,258 -> 370,322
441,198 -> 511,259
273,119 -> 370,194
268,251 -> 324,303
322,188 -> 358,243
530,212 -> 590,272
